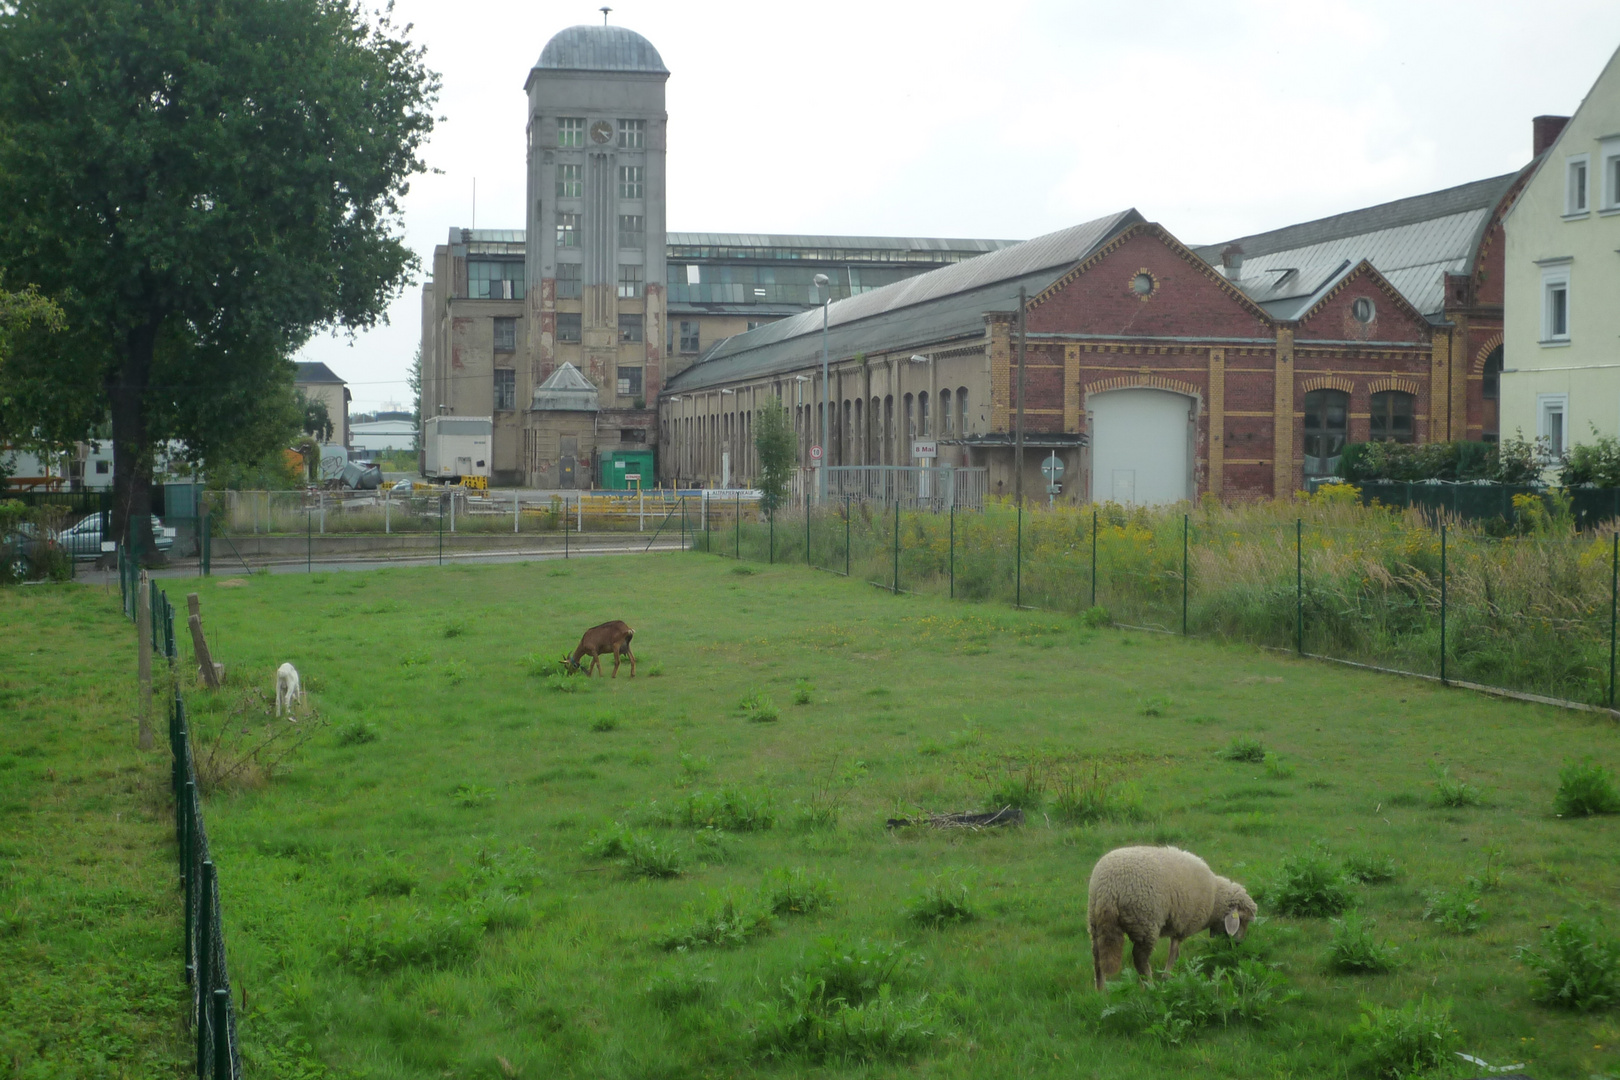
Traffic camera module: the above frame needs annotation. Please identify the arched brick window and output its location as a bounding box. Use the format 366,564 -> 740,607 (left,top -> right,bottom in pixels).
1369,390 -> 1415,444
1303,389 -> 1349,477
940,389 -> 953,435
1481,345 -> 1503,444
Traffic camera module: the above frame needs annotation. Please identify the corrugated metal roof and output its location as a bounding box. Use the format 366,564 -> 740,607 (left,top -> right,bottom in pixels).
665,233 -> 1019,254
532,362 -> 600,412
664,210 -> 1142,395
535,25 -> 667,74
1194,173 -> 1518,317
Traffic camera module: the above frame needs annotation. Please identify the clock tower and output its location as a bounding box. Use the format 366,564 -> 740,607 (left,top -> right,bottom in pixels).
524,23 -> 668,427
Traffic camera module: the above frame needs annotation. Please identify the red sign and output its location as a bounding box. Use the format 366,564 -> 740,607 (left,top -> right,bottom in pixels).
810,445 -> 823,461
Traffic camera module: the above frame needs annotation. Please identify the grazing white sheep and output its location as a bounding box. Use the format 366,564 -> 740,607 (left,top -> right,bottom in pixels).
1087,845 -> 1256,989
275,663 -> 304,717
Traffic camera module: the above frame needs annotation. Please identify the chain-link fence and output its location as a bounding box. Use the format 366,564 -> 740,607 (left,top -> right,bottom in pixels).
697,494 -> 1620,714
118,551 -> 240,1079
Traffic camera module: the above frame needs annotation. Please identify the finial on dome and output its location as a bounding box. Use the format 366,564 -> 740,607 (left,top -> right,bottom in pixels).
600,6 -> 611,23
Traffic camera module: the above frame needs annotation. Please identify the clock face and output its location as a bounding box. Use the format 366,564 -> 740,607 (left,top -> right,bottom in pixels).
589,120 -> 613,145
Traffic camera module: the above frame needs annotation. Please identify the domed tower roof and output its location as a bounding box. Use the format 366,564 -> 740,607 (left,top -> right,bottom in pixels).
535,25 -> 667,74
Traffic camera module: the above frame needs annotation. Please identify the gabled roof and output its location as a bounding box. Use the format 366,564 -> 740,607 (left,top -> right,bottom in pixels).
294,361 -> 345,385
663,211 -> 1143,395
1192,173 -> 1521,320
1291,259 -> 1433,332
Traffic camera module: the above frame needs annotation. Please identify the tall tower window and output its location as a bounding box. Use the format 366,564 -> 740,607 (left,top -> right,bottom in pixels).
618,166 -> 644,200
618,264 -> 644,299
558,118 -> 584,148
556,212 -> 579,248
493,317 -> 516,352
556,263 -> 582,299
557,164 -> 583,199
493,369 -> 516,410
618,215 -> 645,249
617,119 -> 645,149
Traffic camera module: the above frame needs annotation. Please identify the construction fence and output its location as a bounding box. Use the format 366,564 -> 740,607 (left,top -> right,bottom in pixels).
695,493 -> 1620,715
118,552 -> 240,1078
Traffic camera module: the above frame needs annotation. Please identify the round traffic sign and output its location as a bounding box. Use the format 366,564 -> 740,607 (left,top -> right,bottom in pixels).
810,445 -> 823,461
1040,453 -> 1064,479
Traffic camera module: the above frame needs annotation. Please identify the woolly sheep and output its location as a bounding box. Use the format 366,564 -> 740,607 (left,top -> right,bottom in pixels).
1087,845 -> 1256,990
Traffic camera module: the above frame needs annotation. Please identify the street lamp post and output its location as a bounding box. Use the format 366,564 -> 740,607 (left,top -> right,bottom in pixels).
814,273 -> 830,505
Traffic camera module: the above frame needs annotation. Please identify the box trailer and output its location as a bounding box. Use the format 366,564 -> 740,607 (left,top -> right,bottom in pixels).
598,450 -> 655,490
423,416 -> 492,482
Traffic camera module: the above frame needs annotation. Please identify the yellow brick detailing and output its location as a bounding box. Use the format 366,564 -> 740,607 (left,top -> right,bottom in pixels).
1081,373 -> 1203,401
1299,375 -> 1354,394
990,316 -> 1012,432
1429,328 -> 1452,443
1064,344 -> 1081,432
1448,318 -> 1469,441
1208,348 -> 1225,498
1273,328 -> 1294,497
1367,376 -> 1423,396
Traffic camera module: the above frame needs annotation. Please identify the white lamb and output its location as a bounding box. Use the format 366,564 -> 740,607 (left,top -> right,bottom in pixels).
275,662 -> 304,717
1087,845 -> 1256,990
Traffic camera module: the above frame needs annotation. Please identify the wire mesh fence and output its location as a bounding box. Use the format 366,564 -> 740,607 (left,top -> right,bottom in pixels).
698,493 -> 1620,713
118,550 -> 240,1079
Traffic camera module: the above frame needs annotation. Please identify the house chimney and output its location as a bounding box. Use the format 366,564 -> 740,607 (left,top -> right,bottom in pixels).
1221,244 -> 1244,280
1533,115 -> 1570,158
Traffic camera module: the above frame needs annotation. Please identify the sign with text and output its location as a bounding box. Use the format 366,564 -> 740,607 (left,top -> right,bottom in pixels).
911,440 -> 938,459
810,445 -> 823,461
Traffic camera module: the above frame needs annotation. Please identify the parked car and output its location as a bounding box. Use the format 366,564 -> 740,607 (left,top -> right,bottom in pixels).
57,514 -> 174,560
2,527 -> 60,580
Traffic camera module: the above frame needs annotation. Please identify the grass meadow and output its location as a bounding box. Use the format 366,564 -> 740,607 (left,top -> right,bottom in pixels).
7,552 -> 1620,1078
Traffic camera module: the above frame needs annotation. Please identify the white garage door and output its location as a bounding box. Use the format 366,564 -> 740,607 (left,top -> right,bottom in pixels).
1089,389 -> 1194,505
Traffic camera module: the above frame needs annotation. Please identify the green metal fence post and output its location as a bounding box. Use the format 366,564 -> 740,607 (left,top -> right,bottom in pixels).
844,496 -> 850,577
306,510 -> 312,573
565,498 -> 571,559
197,860 -> 214,1076
438,494 -> 445,566
213,987 -> 231,1079
1091,508 -> 1098,609
769,513 -> 775,564
201,511 -> 211,577
734,492 -> 740,558
1182,512 -> 1189,636
1015,506 -> 1023,609
1295,519 -> 1303,656
1610,532 -> 1617,708
949,502 -> 956,599
703,494 -> 709,554
1440,523 -> 1448,685
806,498 -> 811,567
892,499 -> 900,594
183,779 -> 196,982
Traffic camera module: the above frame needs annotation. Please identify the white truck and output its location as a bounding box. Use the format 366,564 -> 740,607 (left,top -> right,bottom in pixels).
422,416 -> 492,483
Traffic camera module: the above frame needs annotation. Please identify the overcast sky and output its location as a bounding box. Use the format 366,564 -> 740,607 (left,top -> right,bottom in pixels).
305,0 -> 1620,413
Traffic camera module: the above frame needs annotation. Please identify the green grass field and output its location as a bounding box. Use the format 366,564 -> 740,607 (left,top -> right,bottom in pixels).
10,553 -> 1620,1078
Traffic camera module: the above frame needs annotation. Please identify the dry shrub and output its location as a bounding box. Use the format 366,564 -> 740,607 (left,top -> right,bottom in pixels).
194,687 -> 327,794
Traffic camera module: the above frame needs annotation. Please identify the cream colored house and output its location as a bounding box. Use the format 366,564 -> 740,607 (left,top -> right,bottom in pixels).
1502,46 -> 1620,459
294,361 -> 350,449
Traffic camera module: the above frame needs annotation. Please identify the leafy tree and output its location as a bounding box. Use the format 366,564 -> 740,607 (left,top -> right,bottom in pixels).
301,393 -> 335,443
754,396 -> 798,516
406,345 -> 423,451
0,0 -> 438,557
0,276 -> 65,483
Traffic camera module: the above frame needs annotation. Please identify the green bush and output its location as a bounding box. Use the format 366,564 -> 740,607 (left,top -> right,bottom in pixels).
903,876 -> 975,928
679,787 -> 777,831
1429,768 -> 1484,808
792,679 -> 814,705
656,895 -> 773,951
740,691 -> 780,723
1222,737 -> 1266,764
1554,758 -> 1620,817
1346,996 -> 1457,1079
1517,919 -> 1620,1012
1422,887 -> 1482,935
1342,851 -> 1399,885
765,868 -> 836,917
1052,765 -> 1147,824
623,834 -> 684,879
588,713 -> 619,732
1269,849 -> 1354,917
749,939 -> 936,1063
985,763 -> 1044,810
1080,605 -> 1111,628
1262,753 -> 1295,779
1326,913 -> 1398,974
1096,957 -> 1294,1045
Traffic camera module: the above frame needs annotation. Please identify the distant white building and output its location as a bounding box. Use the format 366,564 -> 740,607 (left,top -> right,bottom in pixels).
351,418 -> 417,454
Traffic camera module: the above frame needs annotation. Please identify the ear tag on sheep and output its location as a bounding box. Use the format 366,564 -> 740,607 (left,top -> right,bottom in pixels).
1223,912 -> 1241,936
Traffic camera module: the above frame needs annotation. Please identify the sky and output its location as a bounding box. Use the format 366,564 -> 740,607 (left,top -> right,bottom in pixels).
303,0 -> 1620,414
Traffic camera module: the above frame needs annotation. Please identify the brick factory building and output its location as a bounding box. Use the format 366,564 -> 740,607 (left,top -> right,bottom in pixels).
661,150 -> 1544,502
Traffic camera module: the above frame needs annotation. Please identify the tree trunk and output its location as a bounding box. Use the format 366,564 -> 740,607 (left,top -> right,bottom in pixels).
107,323 -> 159,564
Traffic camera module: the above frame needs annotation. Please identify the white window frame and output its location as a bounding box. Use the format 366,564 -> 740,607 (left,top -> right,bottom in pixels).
618,165 -> 644,200
1538,393 -> 1569,457
558,117 -> 584,148
1565,153 -> 1590,216
617,119 -> 645,149
1600,137 -> 1620,214
556,164 -> 583,200
1540,261 -> 1572,344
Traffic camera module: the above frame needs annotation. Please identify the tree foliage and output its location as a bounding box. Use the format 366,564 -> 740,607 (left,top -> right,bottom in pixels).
754,396 -> 798,516
301,394 -> 335,442
0,0 -> 438,551
0,276 -> 67,480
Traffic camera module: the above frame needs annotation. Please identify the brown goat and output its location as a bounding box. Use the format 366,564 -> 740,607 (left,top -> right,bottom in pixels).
563,620 -> 636,678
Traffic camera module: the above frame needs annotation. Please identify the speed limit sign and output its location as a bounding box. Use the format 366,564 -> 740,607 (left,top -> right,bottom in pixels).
810,445 -> 823,461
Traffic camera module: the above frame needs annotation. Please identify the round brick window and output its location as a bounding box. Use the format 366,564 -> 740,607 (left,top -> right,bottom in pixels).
1132,273 -> 1155,296
1351,297 -> 1375,323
